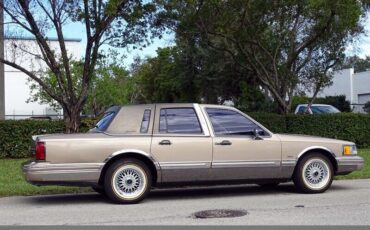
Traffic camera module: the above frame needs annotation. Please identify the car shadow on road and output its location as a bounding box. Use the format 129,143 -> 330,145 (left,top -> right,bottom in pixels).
148,182 -> 352,201
23,193 -> 108,205
148,183 -> 297,200
23,183 -> 350,205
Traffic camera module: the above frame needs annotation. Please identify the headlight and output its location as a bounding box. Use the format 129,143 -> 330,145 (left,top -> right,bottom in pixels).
343,144 -> 358,155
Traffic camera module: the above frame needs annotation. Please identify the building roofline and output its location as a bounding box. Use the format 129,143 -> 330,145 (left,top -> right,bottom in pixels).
4,36 -> 81,42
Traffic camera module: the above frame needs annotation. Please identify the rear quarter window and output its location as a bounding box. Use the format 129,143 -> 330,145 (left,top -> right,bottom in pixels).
140,109 -> 151,133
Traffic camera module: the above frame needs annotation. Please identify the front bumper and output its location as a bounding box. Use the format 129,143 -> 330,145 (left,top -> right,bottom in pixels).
23,161 -> 103,186
336,156 -> 364,175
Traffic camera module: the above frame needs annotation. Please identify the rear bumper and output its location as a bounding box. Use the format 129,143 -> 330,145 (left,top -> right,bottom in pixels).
23,161 -> 103,186
336,156 -> 364,175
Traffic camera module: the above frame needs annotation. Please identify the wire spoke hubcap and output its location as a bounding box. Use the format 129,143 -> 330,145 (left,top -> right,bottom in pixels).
112,164 -> 147,200
302,158 -> 330,190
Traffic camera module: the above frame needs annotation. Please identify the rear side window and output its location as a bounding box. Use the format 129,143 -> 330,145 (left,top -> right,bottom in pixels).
159,108 -> 202,134
206,108 -> 262,136
140,109 -> 151,133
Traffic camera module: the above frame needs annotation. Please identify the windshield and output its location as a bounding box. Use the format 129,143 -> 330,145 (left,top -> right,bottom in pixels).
95,112 -> 115,131
311,106 -> 340,114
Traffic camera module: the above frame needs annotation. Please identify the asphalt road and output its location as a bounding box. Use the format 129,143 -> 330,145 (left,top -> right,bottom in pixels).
1,179 -> 370,225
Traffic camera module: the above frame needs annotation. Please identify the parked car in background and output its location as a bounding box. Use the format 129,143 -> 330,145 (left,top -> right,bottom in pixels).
295,104 -> 341,114
23,104 -> 363,204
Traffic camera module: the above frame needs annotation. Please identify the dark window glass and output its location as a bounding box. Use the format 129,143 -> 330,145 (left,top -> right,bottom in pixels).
206,108 -> 263,136
297,106 -> 307,114
95,112 -> 115,131
311,106 -> 340,114
140,109 -> 151,133
159,109 -> 167,133
159,108 -> 202,134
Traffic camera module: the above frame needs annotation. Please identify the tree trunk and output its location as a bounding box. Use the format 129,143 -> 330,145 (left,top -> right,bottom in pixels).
277,103 -> 288,114
276,96 -> 290,114
63,107 -> 81,133
306,86 -> 321,113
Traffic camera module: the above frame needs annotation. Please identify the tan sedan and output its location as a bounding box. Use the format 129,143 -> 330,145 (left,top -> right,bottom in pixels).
23,104 -> 364,204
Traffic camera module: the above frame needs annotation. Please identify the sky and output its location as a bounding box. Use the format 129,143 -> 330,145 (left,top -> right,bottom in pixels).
345,14 -> 370,58
46,22 -> 175,68
45,14 -> 370,68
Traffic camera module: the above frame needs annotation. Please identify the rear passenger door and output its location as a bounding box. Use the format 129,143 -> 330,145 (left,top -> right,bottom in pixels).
151,104 -> 213,182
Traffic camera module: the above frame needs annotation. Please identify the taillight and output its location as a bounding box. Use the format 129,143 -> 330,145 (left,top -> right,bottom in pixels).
35,142 -> 45,161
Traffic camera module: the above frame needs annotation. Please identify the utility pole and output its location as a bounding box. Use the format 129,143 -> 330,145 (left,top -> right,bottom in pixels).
0,0 -> 4,120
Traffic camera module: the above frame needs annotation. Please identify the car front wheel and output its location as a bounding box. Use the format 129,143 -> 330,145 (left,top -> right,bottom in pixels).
104,158 -> 151,204
293,153 -> 333,193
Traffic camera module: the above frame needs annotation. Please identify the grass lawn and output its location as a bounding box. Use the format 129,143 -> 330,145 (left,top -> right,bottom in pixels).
0,149 -> 369,197
0,159 -> 91,197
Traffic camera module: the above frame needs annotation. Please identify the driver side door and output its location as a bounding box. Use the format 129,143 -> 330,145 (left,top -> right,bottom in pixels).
204,107 -> 282,181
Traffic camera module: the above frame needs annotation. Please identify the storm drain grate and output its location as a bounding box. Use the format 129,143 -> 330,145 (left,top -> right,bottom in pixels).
193,209 -> 248,219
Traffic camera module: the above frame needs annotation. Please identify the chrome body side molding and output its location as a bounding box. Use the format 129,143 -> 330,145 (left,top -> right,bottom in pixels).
212,161 -> 280,168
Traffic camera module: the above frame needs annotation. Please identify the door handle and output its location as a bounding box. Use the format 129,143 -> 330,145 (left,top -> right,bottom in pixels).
215,140 -> 232,145
159,140 -> 172,145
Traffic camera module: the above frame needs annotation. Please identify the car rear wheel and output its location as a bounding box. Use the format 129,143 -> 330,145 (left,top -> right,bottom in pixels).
104,158 -> 151,204
91,186 -> 105,195
293,153 -> 333,193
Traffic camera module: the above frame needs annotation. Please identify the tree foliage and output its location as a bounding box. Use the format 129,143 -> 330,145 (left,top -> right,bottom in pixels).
159,0 -> 367,113
1,0 -> 162,132
130,44 -> 271,112
28,50 -> 134,117
336,55 -> 370,73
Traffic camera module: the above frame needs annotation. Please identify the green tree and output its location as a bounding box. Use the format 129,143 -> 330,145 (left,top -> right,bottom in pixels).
161,0 -> 366,113
131,44 -> 267,108
131,47 -> 185,103
28,50 -> 133,117
0,0 -> 161,132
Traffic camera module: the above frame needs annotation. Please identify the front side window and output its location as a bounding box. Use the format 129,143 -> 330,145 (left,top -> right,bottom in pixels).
159,108 -> 202,134
206,108 -> 263,136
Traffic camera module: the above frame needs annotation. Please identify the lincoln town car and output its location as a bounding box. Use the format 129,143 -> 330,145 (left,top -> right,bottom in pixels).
23,104 -> 364,204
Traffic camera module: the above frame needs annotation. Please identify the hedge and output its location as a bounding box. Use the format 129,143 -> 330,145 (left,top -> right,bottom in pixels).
248,112 -> 287,133
0,113 -> 369,158
0,119 -> 97,158
248,113 -> 370,148
285,113 -> 370,148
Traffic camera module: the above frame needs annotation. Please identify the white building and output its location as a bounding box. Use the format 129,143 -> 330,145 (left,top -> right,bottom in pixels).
4,37 -> 81,119
317,68 -> 370,113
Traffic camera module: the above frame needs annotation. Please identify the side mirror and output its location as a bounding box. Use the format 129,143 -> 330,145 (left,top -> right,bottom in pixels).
253,128 -> 263,140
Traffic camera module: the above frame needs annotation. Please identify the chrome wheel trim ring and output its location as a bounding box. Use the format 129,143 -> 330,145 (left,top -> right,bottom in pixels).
302,158 -> 331,190
112,164 -> 147,200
